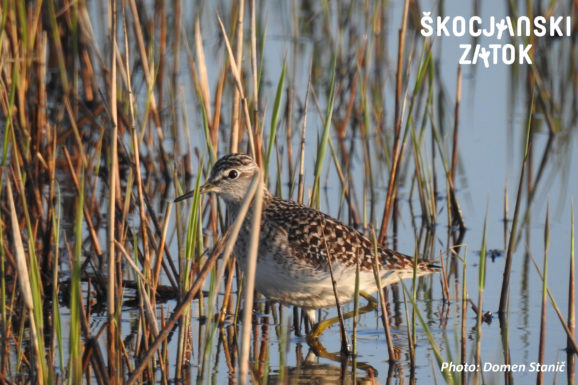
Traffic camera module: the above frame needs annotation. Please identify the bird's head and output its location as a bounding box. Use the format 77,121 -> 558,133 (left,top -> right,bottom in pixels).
175,153 -> 260,205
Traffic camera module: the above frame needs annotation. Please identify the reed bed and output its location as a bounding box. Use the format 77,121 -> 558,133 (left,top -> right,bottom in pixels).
0,0 -> 576,384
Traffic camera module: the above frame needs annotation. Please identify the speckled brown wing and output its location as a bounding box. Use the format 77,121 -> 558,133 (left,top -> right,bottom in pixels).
263,197 -> 438,274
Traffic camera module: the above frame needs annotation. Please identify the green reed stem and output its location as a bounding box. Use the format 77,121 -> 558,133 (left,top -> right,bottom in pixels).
52,186 -> 64,371
499,89 -> 534,314
0,228 -> 4,376
537,205 -> 549,384
378,41 -> 432,244
1,67 -> 15,170
68,171 -> 84,384
265,62 -> 286,179
401,281 -> 455,385
460,248 -> 467,385
568,200 -> 576,383
108,1 -> 120,379
475,205 -> 489,365
7,177 -> 49,384
352,255 -> 361,358
529,249 -> 578,354
369,228 -> 395,362
200,89 -> 217,163
177,160 -> 204,376
401,281 -> 415,366
411,239 -> 420,346
311,54 -> 336,207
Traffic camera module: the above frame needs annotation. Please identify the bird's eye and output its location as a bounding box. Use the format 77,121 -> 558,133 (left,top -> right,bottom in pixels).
227,170 -> 239,179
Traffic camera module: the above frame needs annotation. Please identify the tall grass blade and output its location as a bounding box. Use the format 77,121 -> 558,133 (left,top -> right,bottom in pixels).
499,90 -> 534,314
230,0 -> 246,154
400,282 -> 455,385
460,248 -> 467,385
528,255 -> 578,354
240,170 -> 264,385
216,13 -> 256,156
369,228 -> 395,362
6,179 -> 48,384
377,0 -> 412,244
537,204 -> 549,385
264,62 -> 286,179
476,204 -> 489,366
177,160 -> 204,377
311,55 -> 337,206
68,171 -> 84,384
568,200 -> 575,384
108,0 -> 120,380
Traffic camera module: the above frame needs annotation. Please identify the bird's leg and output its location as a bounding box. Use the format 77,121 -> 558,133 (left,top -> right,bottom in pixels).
306,291 -> 378,343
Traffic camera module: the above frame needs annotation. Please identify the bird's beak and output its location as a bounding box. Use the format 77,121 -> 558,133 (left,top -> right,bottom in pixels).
199,182 -> 217,194
174,182 -> 217,202
173,190 -> 195,202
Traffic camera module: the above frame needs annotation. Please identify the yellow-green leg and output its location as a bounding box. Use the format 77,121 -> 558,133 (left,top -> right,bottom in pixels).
306,292 -> 378,343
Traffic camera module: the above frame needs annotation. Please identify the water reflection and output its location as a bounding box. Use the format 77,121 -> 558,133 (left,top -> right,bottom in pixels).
267,342 -> 381,385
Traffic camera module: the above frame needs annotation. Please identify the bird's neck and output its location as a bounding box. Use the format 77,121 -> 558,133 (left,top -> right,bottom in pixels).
225,186 -> 273,224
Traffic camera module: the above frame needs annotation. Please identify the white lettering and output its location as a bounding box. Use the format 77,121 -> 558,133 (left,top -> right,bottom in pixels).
437,16 -> 450,36
469,16 -> 482,36
502,44 -> 515,65
477,46 -> 490,68
484,362 -> 526,372
534,16 -> 547,36
483,16 -> 495,37
550,16 -> 563,36
517,16 -> 531,36
488,44 -> 501,65
420,12 -> 433,36
496,19 -> 509,39
453,16 -> 466,36
519,44 -> 532,64
459,44 -> 472,64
